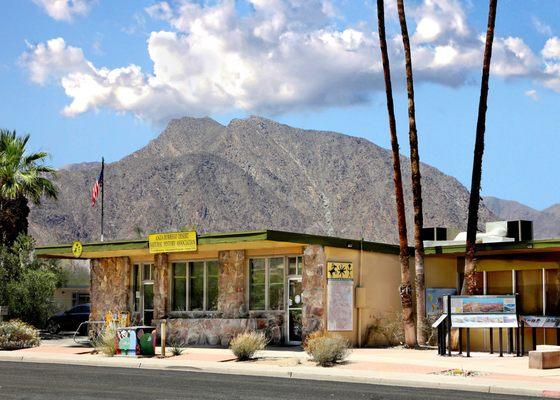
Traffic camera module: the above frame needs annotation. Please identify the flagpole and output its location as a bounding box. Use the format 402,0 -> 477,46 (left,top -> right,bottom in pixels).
101,157 -> 104,242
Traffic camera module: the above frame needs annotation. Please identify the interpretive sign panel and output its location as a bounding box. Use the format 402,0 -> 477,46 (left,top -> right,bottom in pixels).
450,295 -> 516,314
149,231 -> 197,254
451,314 -> 518,328
520,316 -> 560,328
327,279 -> 353,331
426,288 -> 456,315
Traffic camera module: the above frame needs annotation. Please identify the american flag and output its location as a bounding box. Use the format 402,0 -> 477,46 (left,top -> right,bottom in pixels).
91,161 -> 104,207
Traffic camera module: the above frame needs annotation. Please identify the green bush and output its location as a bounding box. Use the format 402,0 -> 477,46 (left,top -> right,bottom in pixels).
0,235 -> 66,327
229,331 -> 267,361
0,319 -> 41,350
304,331 -> 350,367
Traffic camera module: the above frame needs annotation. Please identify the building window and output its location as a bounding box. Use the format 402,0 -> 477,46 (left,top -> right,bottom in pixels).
249,257 -> 285,311
171,260 -> 219,312
288,256 -> 303,276
516,269 -> 543,315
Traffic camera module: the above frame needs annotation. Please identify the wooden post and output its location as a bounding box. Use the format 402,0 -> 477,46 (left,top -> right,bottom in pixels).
161,320 -> 167,357
466,328 -> 471,358
458,328 -> 463,355
447,296 -> 452,356
521,320 -> 525,356
499,328 -> 503,357
532,327 -> 537,350
489,328 -> 494,354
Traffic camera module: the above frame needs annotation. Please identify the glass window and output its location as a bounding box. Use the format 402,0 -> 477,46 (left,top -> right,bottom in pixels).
207,261 -> 219,311
288,257 -> 298,275
487,271 -> 513,295
133,264 -> 141,311
517,269 -> 543,315
144,283 -> 154,310
143,264 -> 153,281
189,261 -> 204,311
172,262 -> 187,311
170,260 -> 220,312
249,257 -> 287,311
249,258 -> 266,310
546,269 -> 560,316
269,257 -> 285,310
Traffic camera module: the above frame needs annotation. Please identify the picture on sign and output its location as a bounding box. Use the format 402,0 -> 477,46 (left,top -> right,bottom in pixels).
327,279 -> 353,331
149,231 -> 197,254
451,314 -> 518,328
327,262 -> 353,279
426,288 -> 456,315
450,295 -> 516,315
521,316 -> 560,328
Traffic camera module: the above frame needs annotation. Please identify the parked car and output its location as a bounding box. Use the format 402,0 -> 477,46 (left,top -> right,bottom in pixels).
46,304 -> 90,334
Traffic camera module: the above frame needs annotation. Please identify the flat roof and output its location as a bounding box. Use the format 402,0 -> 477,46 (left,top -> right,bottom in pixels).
35,229 -> 401,259
424,238 -> 560,257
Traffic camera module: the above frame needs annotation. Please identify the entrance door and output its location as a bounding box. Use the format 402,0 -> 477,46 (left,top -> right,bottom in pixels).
287,277 -> 303,344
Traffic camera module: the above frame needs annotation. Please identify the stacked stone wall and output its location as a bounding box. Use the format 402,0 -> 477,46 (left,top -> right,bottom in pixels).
90,257 -> 131,322
302,245 -> 326,339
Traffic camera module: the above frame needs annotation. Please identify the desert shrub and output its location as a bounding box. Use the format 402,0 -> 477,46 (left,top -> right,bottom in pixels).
93,325 -> 117,357
304,331 -> 350,367
170,338 -> 185,356
0,319 -> 41,350
229,331 -> 267,361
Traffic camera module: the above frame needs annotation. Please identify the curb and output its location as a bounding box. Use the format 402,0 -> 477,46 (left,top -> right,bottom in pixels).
0,354 -> 552,398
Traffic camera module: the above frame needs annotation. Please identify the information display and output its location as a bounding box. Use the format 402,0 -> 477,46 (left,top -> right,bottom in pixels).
520,316 -> 560,328
327,279 -> 353,331
447,295 -> 518,328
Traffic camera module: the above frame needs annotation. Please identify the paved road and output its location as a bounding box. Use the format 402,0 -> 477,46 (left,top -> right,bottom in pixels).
0,361 -> 539,400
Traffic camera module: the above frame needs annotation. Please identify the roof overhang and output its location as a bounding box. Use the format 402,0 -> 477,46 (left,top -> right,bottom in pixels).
35,229 -> 400,259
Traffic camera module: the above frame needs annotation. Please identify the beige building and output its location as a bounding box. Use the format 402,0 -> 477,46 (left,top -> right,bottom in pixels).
36,229 -> 560,351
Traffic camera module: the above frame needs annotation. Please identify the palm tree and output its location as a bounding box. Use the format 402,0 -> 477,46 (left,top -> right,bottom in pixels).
376,0 -> 416,347
0,130 -> 58,246
462,0 -> 498,295
396,0 -> 426,345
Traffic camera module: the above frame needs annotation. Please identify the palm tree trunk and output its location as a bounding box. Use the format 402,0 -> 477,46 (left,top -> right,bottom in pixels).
462,0 -> 498,295
397,0 -> 426,345
376,0 -> 416,347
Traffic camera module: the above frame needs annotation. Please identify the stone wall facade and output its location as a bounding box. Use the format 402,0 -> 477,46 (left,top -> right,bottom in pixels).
153,253 -> 169,319
157,312 -> 284,347
302,245 -> 326,339
217,250 -> 247,318
90,257 -> 131,322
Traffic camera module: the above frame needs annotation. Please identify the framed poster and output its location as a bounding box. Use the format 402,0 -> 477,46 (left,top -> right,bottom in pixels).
327,279 -> 353,331
426,288 -> 456,315
450,295 -> 516,314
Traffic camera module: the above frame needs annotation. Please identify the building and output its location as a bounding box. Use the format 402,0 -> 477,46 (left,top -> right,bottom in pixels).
36,227 -> 560,351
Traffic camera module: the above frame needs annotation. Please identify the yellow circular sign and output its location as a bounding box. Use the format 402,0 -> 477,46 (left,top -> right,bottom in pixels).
72,241 -> 83,258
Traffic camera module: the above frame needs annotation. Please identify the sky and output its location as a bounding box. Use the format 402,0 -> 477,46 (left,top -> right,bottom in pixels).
0,0 -> 559,210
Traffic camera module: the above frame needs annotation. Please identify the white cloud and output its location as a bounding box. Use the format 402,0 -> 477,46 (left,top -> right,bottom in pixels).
20,0 -> 558,124
525,89 -> 539,101
532,16 -> 553,36
32,0 -> 96,21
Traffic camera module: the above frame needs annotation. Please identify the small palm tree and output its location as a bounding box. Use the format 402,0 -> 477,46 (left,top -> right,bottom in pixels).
0,130 -> 58,246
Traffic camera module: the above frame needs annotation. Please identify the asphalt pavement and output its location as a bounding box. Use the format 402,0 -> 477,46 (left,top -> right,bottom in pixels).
0,361 -> 541,400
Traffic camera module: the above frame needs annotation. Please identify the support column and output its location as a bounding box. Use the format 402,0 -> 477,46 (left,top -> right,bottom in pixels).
153,253 -> 169,320
218,250 -> 247,318
302,245 -> 326,340
90,257 -> 131,322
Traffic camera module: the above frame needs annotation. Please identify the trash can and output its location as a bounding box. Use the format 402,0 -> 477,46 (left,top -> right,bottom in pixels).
116,326 -> 156,357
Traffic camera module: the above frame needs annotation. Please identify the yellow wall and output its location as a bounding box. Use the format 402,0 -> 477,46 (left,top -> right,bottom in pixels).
324,246 -> 402,346
425,256 -> 457,289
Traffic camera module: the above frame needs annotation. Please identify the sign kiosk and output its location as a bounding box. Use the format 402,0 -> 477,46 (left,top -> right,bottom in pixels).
434,295 -> 519,357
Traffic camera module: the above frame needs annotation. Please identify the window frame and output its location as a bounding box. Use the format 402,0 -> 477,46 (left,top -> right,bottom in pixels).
247,256 -> 290,311
170,259 -> 219,312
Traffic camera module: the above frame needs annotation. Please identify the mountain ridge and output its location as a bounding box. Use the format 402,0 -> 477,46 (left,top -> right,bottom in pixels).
30,116 -> 507,245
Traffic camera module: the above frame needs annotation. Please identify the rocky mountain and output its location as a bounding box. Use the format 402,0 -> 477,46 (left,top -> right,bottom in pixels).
483,197 -> 560,239
29,116 -> 497,245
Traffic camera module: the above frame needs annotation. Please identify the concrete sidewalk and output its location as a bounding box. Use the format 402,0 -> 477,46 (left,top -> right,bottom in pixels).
1,341 -> 560,398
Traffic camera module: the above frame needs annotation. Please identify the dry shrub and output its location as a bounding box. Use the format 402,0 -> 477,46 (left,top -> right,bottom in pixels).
304,331 -> 350,367
93,324 -> 117,357
230,331 -> 267,361
0,319 -> 40,350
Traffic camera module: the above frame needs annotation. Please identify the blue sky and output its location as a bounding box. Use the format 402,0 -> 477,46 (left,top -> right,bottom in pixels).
0,0 -> 559,210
